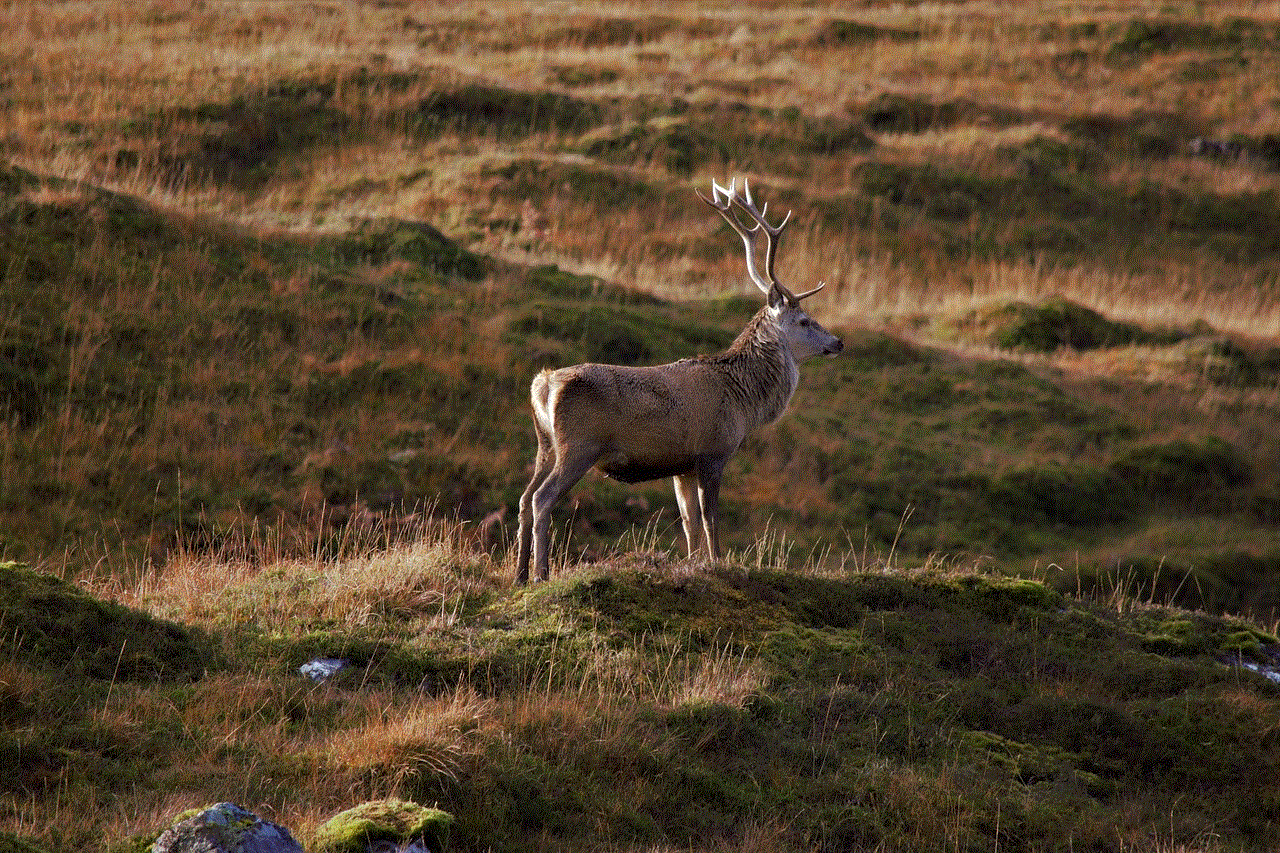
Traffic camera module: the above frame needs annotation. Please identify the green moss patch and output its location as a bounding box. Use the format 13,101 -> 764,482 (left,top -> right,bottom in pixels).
407,85 -> 607,140
314,800 -> 454,853
155,81 -> 356,190
986,296 -> 1187,352
813,19 -> 922,46
0,562 -> 209,681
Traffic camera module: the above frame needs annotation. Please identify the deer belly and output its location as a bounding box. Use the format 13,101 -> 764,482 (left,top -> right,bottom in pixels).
597,453 -> 695,484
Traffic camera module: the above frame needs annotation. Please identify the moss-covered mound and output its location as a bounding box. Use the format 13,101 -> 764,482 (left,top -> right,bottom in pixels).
987,296 -> 1184,352
314,800 -> 454,853
0,562 -> 209,681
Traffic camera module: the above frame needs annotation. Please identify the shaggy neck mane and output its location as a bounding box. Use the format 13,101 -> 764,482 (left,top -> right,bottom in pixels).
697,307 -> 797,426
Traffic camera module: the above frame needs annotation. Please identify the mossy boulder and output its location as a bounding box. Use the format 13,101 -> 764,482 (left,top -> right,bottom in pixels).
0,561 -> 210,681
314,800 -> 454,853
152,803 -> 302,853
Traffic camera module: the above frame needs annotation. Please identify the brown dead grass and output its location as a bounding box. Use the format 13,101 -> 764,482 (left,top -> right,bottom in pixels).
6,1 -> 1280,340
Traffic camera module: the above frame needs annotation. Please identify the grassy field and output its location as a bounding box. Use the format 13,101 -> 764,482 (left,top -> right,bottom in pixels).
3,1 -> 1280,850
4,538 -> 1280,853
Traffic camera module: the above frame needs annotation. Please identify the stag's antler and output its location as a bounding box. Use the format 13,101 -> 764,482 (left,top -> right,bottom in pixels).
697,178 -> 824,304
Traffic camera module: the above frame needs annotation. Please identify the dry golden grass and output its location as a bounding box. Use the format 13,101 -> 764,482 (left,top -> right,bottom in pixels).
85,516 -> 496,630
7,0 -> 1280,348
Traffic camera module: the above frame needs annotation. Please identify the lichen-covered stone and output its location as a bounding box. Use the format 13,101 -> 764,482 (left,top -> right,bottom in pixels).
313,800 -> 454,853
151,803 -> 302,853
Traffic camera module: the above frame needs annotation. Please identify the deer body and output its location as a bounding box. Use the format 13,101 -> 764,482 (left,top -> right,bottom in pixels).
516,179 -> 841,583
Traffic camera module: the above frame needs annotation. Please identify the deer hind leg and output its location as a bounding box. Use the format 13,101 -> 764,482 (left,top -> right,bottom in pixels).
516,421 -> 555,584
529,442 -> 600,582
674,474 -> 704,558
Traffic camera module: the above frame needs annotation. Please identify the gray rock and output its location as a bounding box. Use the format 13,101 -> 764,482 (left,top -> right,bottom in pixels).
152,803 -> 303,853
299,657 -> 350,681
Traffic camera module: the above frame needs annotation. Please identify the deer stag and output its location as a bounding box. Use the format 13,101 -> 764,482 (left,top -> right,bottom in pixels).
515,178 -> 842,583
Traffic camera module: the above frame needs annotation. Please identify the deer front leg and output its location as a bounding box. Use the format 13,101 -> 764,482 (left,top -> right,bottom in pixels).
696,458 -> 726,560
674,474 -> 704,557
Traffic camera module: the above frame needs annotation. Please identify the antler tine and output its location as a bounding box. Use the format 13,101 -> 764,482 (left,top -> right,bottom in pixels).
697,178 -> 773,297
792,281 -> 825,301
732,179 -> 796,302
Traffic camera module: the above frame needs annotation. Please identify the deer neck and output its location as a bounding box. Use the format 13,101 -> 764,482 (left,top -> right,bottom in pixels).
719,309 -> 799,428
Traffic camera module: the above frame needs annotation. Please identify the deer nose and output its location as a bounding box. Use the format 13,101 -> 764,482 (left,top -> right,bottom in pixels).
824,337 -> 843,356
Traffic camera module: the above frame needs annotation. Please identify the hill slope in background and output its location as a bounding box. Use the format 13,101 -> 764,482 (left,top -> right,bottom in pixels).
2,161 -> 1279,622
2,545 -> 1279,853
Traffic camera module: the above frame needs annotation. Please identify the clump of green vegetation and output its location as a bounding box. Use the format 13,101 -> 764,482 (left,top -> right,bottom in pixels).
490,159 -> 660,210
551,66 -> 620,87
1111,437 -> 1250,506
986,295 -> 1186,352
794,114 -> 874,156
407,85 -> 608,140
852,154 -> 1280,265
507,300 -> 732,367
861,93 -> 962,134
580,106 -> 871,179
1108,17 -> 1277,58
523,265 -> 661,305
1136,610 -> 1276,657
0,834 -> 50,853
0,339 -> 54,428
860,94 -> 1022,134
1061,110 -> 1200,159
583,121 -> 730,176
156,81 -> 355,190
1186,336 -> 1280,386
814,19 -> 922,46
0,562 -> 211,680
999,135 -> 1103,174
329,219 -> 486,280
586,119 -> 732,174
314,800 -> 454,853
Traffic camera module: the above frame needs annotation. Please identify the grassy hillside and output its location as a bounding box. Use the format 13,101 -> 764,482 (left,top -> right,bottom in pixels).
2,542 -> 1279,853
2,157 -> 1278,622
3,2 -> 1280,849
